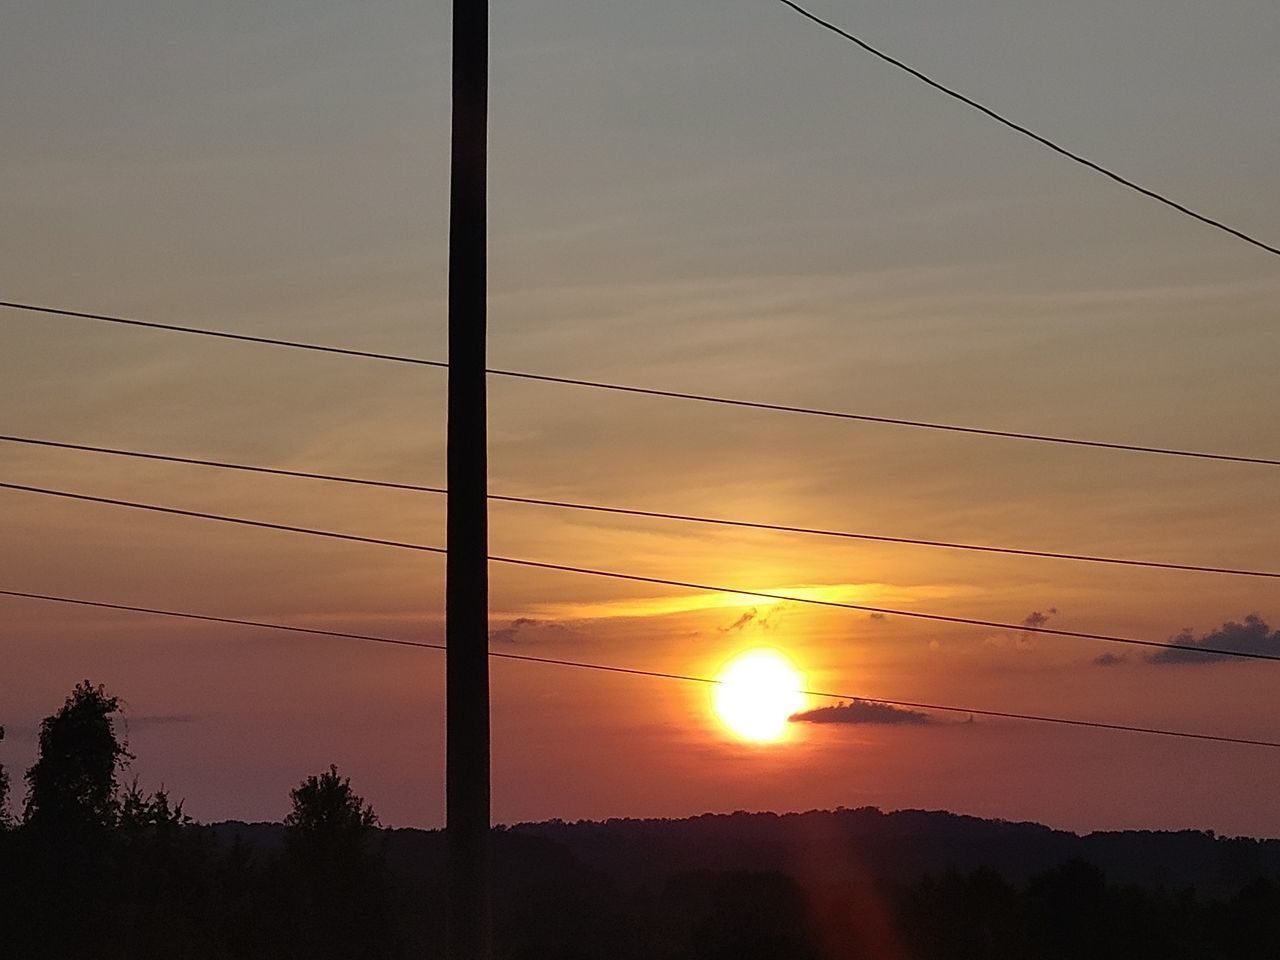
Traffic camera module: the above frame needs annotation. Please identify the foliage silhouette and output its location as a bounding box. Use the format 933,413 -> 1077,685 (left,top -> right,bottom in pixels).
0,724 -> 11,828
280,765 -> 397,960
285,764 -> 378,856
23,680 -> 131,834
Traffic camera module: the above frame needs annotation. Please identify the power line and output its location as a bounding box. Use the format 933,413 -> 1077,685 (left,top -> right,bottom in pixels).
490,495 -> 1280,581
4,433 -> 1278,581
2,586 -> 1277,749
4,299 -> 1278,468
485,369 -> 1280,467
2,478 -> 1275,664
775,0 -> 1280,260
0,480 -> 447,557
0,300 -> 448,369
0,434 -> 448,493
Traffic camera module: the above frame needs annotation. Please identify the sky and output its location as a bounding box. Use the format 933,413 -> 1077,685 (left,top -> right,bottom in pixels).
2,0 -> 1279,836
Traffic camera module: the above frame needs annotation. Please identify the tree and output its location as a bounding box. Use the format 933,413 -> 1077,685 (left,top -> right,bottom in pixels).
284,764 -> 378,862
282,766 -> 392,958
24,680 -> 131,833
119,780 -> 189,840
0,724 -> 10,828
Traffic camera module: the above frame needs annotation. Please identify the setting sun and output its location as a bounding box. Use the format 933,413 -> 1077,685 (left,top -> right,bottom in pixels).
713,648 -> 808,743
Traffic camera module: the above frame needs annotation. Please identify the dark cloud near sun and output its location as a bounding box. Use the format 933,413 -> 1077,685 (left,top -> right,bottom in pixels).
757,606 -> 787,631
719,609 -> 757,633
1092,653 -> 1127,667
491,618 -> 576,645
1147,614 -> 1279,665
790,699 -> 934,726
718,605 -> 788,634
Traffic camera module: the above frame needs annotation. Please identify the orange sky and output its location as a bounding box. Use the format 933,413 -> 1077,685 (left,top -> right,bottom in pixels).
2,0 -> 1279,835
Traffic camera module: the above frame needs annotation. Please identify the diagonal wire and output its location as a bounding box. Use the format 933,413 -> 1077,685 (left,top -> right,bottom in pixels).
2,586 -> 1277,749
1,478 -> 1274,664
2,433 -> 1277,580
0,300 -> 448,368
0,480 -> 446,557
4,299 -> 1278,467
775,0 -> 1280,259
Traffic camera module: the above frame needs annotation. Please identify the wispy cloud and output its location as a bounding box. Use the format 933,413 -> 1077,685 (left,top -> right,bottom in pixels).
1092,653 -> 1127,667
491,618 -> 577,646
717,604 -> 790,634
719,609 -> 757,633
126,714 -> 201,728
523,581 -> 961,623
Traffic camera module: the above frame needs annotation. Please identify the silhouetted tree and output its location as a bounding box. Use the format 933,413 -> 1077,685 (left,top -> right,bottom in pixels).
119,780 -> 190,842
6,682 -> 134,957
284,764 -> 378,858
0,724 -> 11,828
282,765 -> 394,959
24,680 -> 131,834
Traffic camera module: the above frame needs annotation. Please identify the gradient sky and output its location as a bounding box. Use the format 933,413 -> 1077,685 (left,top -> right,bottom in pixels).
2,0 -> 1279,836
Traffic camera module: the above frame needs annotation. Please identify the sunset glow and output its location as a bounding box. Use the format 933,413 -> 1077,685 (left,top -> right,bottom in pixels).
3,0 -> 1279,846
713,648 -> 807,742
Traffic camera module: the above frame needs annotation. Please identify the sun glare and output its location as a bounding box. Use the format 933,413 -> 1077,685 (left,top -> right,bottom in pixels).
713,648 -> 807,743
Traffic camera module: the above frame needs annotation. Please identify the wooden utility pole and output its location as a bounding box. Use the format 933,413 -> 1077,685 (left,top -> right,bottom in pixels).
445,0 -> 490,957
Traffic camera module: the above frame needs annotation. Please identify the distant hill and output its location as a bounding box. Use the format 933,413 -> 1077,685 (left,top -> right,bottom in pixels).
213,806 -> 1280,897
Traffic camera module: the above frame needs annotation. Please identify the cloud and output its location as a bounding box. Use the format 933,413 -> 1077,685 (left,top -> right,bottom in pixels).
719,609 -> 757,633
1148,614 -> 1279,665
1022,608 -> 1058,630
790,699 -> 934,726
1017,607 -> 1059,647
126,714 -> 200,727
756,605 -> 789,631
1092,653 -> 1127,667
717,604 -> 790,634
984,607 -> 1061,650
491,618 -> 575,645
868,612 -> 887,622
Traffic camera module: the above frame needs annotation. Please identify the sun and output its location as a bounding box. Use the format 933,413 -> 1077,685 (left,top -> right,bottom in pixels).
713,648 -> 807,743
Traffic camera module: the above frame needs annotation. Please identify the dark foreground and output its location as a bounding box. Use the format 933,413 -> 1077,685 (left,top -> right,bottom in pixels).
3,807 -> 1279,959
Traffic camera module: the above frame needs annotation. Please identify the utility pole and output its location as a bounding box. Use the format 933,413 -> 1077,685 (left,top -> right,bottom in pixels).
445,0 -> 489,956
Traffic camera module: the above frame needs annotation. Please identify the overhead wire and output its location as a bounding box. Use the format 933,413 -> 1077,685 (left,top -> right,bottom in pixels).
2,433 -> 1277,580
1,478 -> 1275,664
2,587 -> 1277,749
0,480 -> 446,558
775,0 -> 1280,259
4,299 -> 1278,467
